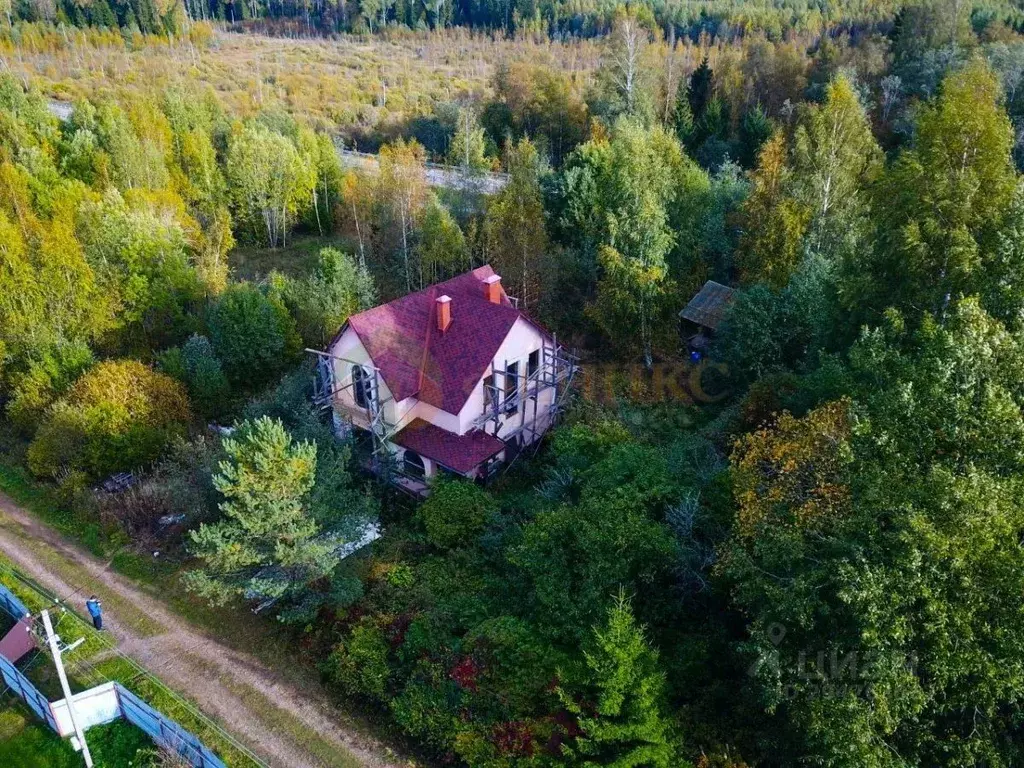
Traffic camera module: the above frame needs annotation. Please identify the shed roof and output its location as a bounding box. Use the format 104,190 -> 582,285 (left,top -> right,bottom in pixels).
679,280 -> 736,330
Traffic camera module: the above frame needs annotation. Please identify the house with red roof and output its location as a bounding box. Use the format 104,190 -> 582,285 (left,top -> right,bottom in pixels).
317,266 -> 575,495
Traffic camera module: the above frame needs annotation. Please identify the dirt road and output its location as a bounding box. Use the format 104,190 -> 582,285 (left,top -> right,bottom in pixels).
0,492 -> 405,768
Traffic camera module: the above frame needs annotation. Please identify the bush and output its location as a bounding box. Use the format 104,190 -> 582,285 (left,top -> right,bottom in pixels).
327,618 -> 392,700
418,478 -> 495,549
27,360 -> 192,480
5,341 -> 94,432
158,334 -> 230,419
208,283 -> 301,388
283,248 -> 375,348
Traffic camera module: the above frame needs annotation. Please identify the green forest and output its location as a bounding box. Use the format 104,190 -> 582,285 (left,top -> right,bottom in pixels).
4,0 -> 1024,766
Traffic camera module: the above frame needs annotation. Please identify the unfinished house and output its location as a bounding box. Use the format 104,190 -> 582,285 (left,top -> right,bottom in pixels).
679,280 -> 736,361
312,266 -> 575,495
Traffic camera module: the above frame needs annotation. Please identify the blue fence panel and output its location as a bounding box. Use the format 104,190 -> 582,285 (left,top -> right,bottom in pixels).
115,684 -> 226,768
0,583 -> 31,621
0,653 -> 59,732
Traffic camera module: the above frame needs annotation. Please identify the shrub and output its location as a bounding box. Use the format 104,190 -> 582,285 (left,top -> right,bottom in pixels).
158,334 -> 230,419
418,478 -> 495,549
328,618 -> 392,700
208,283 -> 300,388
5,341 -> 94,432
283,248 -> 375,348
27,360 -> 191,479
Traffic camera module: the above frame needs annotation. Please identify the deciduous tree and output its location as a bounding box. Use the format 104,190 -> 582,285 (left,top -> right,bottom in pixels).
484,137 -> 548,311
736,131 -> 810,288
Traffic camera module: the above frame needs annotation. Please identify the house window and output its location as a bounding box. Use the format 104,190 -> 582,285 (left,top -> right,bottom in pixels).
528,349 -> 540,378
352,365 -> 370,408
483,374 -> 496,412
504,361 -> 519,414
404,450 -> 425,479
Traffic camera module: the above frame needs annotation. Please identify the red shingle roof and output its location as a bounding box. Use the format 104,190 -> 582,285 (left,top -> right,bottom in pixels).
392,418 -> 505,474
343,266 -> 543,414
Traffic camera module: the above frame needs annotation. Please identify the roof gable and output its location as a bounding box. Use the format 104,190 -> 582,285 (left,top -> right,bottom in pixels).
343,266 -> 543,414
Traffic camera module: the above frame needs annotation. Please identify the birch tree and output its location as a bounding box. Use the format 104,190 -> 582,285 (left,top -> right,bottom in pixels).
377,139 -> 427,292
226,123 -> 314,248
848,61 -> 1015,320
484,137 -> 548,311
601,5 -> 653,120
791,75 -> 881,259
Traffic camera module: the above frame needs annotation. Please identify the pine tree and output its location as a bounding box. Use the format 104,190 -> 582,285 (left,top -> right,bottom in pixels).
557,591 -> 683,768
185,417 -> 340,616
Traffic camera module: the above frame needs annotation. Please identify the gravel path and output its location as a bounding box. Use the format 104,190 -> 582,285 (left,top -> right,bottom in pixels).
0,491 -> 405,768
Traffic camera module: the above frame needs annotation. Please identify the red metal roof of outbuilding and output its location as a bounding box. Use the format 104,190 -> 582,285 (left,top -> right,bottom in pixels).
342,266 -> 544,414
392,418 -> 505,474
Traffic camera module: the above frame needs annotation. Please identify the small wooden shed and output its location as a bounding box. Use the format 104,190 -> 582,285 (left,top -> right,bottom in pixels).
679,280 -> 736,358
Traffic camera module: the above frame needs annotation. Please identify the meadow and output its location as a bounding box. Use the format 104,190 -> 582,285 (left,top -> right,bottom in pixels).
1,24 -> 602,142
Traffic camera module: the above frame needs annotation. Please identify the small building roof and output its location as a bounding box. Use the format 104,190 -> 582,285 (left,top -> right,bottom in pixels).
392,418 -> 505,474
679,280 -> 736,331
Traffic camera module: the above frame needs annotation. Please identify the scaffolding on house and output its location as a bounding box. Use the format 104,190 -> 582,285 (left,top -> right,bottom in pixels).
307,348 -> 424,493
474,334 -> 578,459
309,332 -> 577,490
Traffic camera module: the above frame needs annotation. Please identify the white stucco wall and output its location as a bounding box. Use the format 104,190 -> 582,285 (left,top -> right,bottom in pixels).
327,327 -> 395,430
457,317 -> 556,443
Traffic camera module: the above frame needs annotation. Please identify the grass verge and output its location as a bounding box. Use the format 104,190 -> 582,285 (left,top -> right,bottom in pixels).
0,461 -> 409,767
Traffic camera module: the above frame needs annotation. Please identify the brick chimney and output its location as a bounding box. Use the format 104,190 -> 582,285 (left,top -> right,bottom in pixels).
483,274 -> 502,304
436,295 -> 452,332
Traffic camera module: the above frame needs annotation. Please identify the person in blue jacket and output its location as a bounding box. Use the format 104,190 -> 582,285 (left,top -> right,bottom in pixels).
85,596 -> 103,630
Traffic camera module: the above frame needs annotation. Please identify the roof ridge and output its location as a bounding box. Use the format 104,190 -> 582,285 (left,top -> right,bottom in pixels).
415,285 -> 437,397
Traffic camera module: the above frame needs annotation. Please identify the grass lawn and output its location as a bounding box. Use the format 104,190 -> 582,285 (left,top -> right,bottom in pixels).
229,233 -> 356,281
0,704 -> 152,768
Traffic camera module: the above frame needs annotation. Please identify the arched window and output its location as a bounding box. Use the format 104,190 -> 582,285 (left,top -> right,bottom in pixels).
404,450 -> 425,479
352,365 -> 370,408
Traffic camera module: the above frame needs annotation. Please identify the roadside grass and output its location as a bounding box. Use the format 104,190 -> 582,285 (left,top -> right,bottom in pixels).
0,552 -> 261,767
0,463 -> 111,557
0,462 -> 411,767
0,452 -> 315,687
196,655 -> 370,768
0,704 -> 152,768
0,513 -> 166,639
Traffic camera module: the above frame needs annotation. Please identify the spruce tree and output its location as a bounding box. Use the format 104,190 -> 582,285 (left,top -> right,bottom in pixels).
557,591 -> 684,768
687,56 -> 714,121
673,76 -> 694,146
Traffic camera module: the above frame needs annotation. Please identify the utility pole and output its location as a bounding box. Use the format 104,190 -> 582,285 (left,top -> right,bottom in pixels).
41,610 -> 93,768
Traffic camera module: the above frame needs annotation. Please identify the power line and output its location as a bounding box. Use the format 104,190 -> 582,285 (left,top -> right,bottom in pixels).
0,562 -> 268,768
